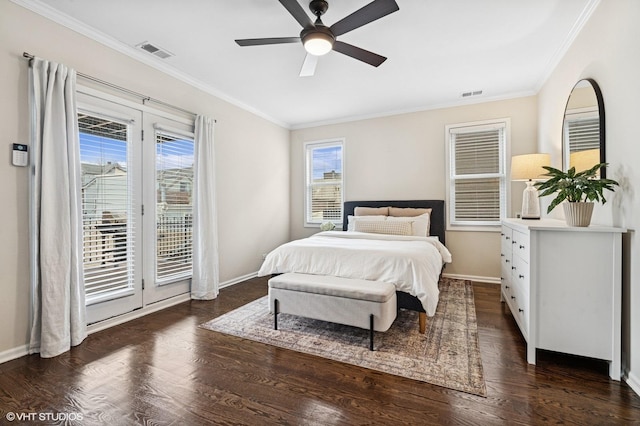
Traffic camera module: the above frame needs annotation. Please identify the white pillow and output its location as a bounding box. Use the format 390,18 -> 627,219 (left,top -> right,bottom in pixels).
353,219 -> 412,236
387,213 -> 430,237
347,215 -> 386,231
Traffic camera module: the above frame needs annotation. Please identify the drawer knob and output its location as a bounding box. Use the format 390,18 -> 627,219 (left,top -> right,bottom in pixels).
511,296 -> 516,300
519,245 -> 525,249
519,274 -> 525,279
512,266 -> 516,270
512,240 -> 516,244
506,259 -> 510,263
501,253 -> 505,257
518,308 -> 524,313
506,236 -> 510,240
505,285 -> 510,289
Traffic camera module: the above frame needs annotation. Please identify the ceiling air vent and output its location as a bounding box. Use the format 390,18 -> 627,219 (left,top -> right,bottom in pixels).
461,90 -> 483,98
136,41 -> 174,59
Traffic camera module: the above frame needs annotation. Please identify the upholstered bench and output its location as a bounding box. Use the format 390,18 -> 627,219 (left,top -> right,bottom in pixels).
268,273 -> 397,350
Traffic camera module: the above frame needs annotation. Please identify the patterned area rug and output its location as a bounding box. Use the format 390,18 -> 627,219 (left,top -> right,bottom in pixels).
200,277 -> 486,396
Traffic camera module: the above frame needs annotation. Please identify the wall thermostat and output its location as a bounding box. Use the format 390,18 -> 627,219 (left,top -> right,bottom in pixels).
12,143 -> 28,167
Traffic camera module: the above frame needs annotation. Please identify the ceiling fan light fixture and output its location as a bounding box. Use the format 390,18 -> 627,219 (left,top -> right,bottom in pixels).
302,29 -> 334,56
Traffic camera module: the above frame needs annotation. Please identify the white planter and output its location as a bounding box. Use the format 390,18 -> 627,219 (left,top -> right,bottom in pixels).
563,202 -> 594,227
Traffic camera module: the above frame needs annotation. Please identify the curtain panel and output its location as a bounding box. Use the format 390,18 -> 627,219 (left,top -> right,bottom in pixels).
191,115 -> 219,300
29,58 -> 86,357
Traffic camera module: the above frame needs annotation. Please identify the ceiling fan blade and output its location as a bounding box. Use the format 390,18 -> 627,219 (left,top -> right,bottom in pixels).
330,0 -> 399,37
278,0 -> 314,29
299,53 -> 318,77
235,37 -> 300,47
332,41 -> 387,67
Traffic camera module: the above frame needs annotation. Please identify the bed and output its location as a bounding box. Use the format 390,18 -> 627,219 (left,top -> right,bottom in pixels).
258,200 -> 451,331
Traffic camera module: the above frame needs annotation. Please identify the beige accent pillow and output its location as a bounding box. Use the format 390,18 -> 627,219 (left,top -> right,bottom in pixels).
354,220 -> 412,236
388,207 -> 432,217
347,215 -> 386,231
387,213 -> 430,237
355,206 -> 389,216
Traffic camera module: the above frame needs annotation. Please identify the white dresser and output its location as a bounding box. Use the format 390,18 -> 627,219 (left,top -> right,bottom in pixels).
500,218 -> 625,380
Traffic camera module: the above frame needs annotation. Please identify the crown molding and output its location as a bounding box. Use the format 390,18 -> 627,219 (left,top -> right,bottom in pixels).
534,0 -> 601,92
10,0 -> 290,129
291,89 -> 537,130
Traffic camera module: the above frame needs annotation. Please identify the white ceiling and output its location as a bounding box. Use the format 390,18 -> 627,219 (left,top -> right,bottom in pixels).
21,0 -> 597,128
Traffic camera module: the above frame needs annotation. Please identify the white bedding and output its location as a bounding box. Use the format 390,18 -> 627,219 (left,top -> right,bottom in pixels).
257,231 -> 452,316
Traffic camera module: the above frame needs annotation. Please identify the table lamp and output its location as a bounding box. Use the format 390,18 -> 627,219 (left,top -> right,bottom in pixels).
511,153 -> 551,220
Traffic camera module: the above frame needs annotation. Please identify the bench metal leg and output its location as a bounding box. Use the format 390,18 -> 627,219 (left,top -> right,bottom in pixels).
369,314 -> 374,351
274,299 -> 279,330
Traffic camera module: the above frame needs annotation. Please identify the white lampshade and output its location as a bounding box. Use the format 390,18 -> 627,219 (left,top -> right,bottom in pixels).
570,148 -> 600,173
511,153 -> 551,181
511,153 -> 551,220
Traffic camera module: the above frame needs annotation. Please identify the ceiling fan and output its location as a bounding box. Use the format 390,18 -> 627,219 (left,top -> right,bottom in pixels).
235,0 -> 399,77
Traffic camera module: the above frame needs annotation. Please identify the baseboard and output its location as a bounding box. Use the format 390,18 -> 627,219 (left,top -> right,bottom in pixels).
85,273 -> 261,333
624,370 -> 640,397
219,271 -> 258,289
0,272 -> 263,365
442,272 -> 501,285
0,344 -> 30,364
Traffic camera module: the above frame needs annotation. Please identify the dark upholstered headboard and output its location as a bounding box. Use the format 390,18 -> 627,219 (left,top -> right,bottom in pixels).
342,200 -> 446,246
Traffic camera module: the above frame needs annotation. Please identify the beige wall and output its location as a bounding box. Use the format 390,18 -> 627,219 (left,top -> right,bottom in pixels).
290,96 -> 538,281
537,0 -> 640,390
0,1 -> 290,356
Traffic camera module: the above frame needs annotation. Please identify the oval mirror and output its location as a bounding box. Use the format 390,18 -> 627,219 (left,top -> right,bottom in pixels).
562,78 -> 605,178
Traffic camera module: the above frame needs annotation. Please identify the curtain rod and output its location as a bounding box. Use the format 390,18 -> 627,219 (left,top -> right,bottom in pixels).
23,52 -> 204,119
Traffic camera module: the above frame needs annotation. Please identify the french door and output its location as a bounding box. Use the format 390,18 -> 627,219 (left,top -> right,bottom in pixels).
78,91 -> 194,324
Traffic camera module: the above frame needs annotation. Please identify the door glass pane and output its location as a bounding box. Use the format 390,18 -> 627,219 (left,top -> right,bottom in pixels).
79,113 -> 135,303
156,131 -> 194,283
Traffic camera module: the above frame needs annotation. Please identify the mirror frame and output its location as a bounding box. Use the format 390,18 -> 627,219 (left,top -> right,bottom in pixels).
562,78 -> 606,178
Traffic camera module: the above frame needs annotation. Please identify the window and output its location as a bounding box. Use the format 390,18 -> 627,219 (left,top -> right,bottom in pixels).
446,119 -> 508,228
563,108 -> 600,171
304,140 -> 344,227
565,112 -> 599,152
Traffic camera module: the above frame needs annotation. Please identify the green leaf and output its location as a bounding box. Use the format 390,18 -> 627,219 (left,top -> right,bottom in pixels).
535,162 -> 618,212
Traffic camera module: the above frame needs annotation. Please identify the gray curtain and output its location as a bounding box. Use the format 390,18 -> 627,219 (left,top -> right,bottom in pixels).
29,58 -> 86,357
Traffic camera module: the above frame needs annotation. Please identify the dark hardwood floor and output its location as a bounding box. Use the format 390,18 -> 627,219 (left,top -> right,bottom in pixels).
1,278 -> 639,425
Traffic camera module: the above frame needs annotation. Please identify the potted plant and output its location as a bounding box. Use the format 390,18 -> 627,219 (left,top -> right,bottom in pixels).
534,163 -> 619,227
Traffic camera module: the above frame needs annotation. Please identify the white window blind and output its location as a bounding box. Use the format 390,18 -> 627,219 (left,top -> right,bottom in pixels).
305,140 -> 344,226
155,130 -> 194,283
448,121 -> 507,226
566,114 -> 600,152
79,113 -> 135,302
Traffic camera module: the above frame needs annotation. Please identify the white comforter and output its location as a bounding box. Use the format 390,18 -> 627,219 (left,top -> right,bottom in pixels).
258,231 -> 452,316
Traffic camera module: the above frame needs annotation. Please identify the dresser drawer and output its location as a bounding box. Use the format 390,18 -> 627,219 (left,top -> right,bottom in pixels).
512,230 -> 530,262
511,254 -> 530,296
501,227 -> 513,254
511,283 -> 530,338
501,247 -> 512,274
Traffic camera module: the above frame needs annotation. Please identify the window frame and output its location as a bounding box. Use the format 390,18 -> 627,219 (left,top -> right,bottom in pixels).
304,138 -> 345,228
445,118 -> 510,231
